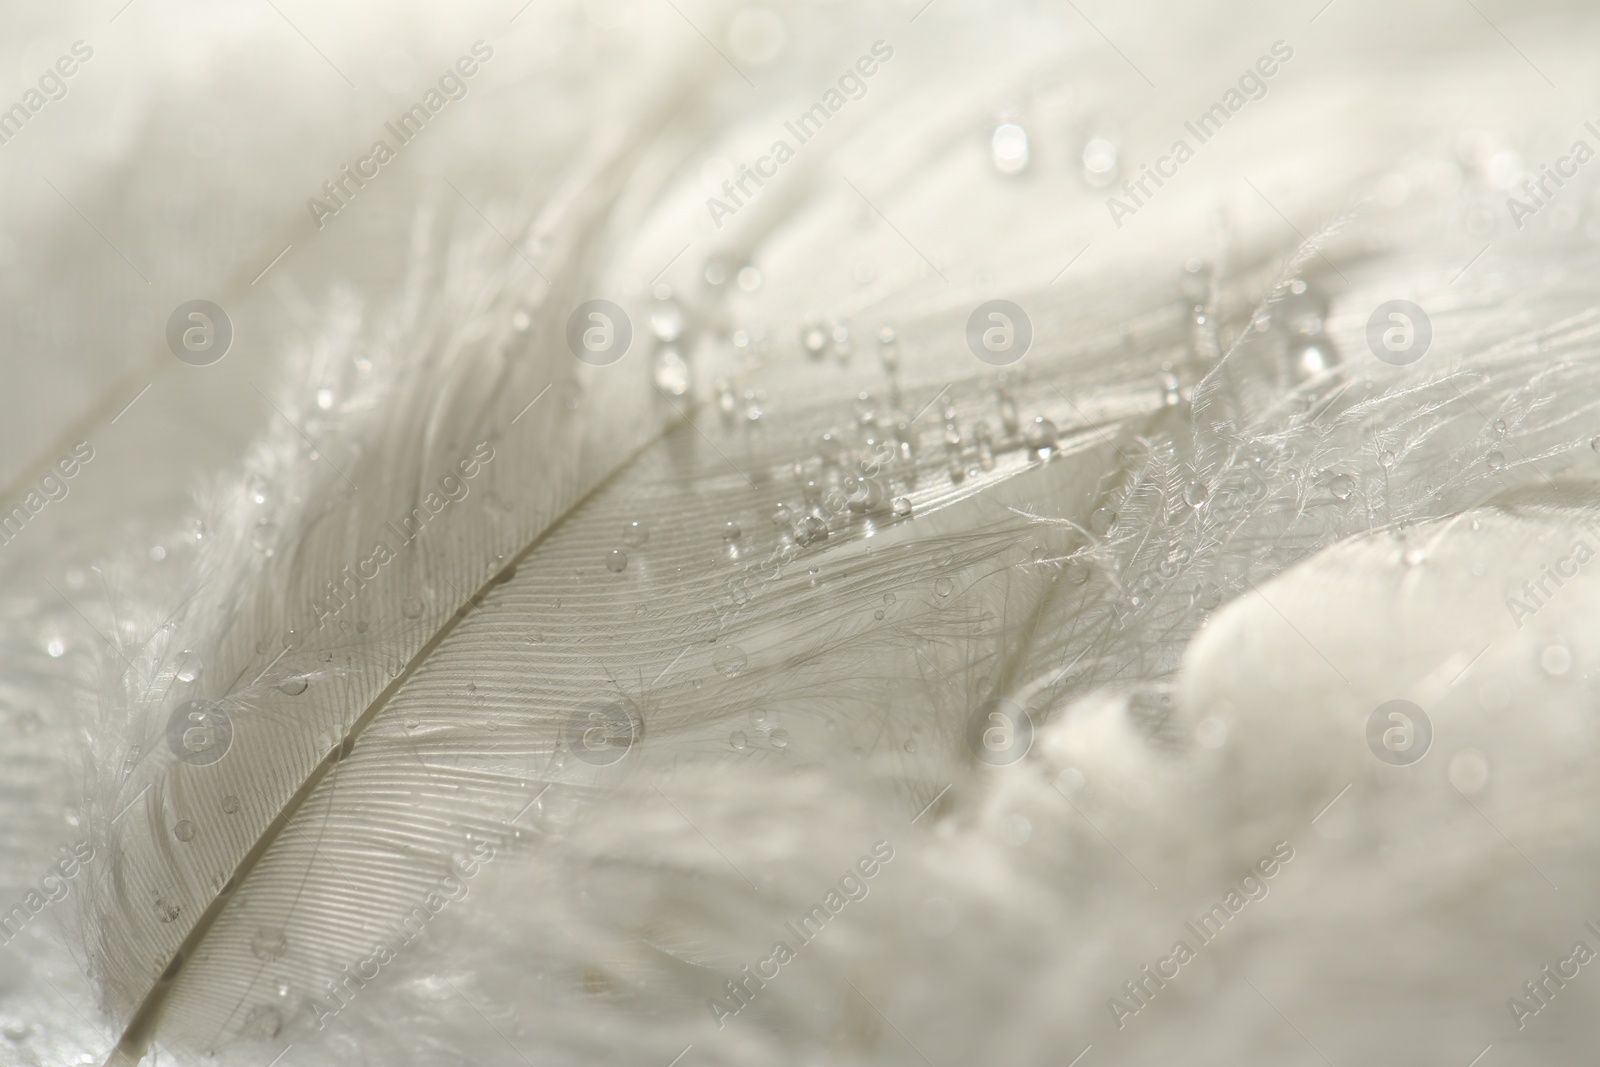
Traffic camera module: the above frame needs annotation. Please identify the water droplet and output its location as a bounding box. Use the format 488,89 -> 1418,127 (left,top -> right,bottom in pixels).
792,515 -> 828,547
653,346 -> 691,396
1448,748 -> 1490,794
622,520 -> 649,547
246,475 -> 270,506
722,521 -> 742,543
877,326 -> 899,372
1590,436 -> 1600,453
1082,135 -> 1119,186
401,596 -> 423,619
605,549 -> 628,573
712,645 -> 748,678
316,388 -> 334,410
243,1005 -> 283,1040
737,265 -> 763,291
173,650 -> 202,683
155,897 -> 180,923
1159,373 -> 1182,406
46,637 -> 66,658
1329,474 -> 1354,500
222,795 -> 240,814
991,122 -> 1029,176
771,729 -> 790,748
801,321 -> 828,358
882,592 -> 897,605
1541,643 -> 1572,676
1378,450 -> 1395,468
173,820 -> 196,842
1025,417 -> 1058,454
251,523 -> 279,556
1493,418 -> 1507,436
649,302 -> 685,342
278,676 -> 308,696
1403,548 -> 1426,567
933,577 -> 954,598
250,927 -> 287,962
1182,481 -> 1208,508
1088,507 -> 1115,536
729,730 -> 748,750
1487,450 -> 1506,471
892,497 -> 913,518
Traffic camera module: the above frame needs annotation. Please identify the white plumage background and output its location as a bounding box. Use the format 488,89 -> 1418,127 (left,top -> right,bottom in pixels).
2,0 -> 1600,1064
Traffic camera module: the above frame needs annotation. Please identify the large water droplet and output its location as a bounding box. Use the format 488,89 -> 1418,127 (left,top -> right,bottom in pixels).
605,549 -> 628,573
173,820 -> 196,842
278,676 -> 308,696
1487,450 -> 1506,471
729,730 -> 748,750
250,927 -> 287,962
771,729 -> 789,748
933,577 -> 954,598
713,645 -> 748,678
1329,474 -> 1354,500
991,122 -> 1029,176
892,497 -> 913,518
653,347 -> 691,396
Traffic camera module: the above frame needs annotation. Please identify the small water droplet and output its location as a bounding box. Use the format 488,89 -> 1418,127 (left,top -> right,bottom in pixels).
934,577 -> 954,598
155,897 -> 180,923
1493,418 -> 1507,436
1329,474 -> 1354,500
46,637 -> 66,658
222,795 -> 240,814
650,302 -> 685,342
250,927 -> 287,962
904,738 -> 917,753
1591,436 -> 1600,453
792,515 -> 828,547
316,388 -> 334,410
1487,450 -> 1506,471
1448,748 -> 1490,794
729,730 -> 748,750
173,820 -> 196,842
722,521 -> 742,543
1082,135 -> 1119,186
991,122 -> 1030,176
401,596 -> 423,619
605,549 -> 628,573
1378,450 -> 1395,468
713,645 -> 748,678
892,496 -> 913,518
653,347 -> 691,396
1025,417 -> 1058,455
246,475 -> 270,506
771,729 -> 790,748
1403,548 -> 1426,567
737,265 -> 763,291
882,592 -> 896,605
622,520 -> 649,547
1541,643 -> 1572,676
1089,507 -> 1115,536
251,523 -> 279,556
1182,481 -> 1208,508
